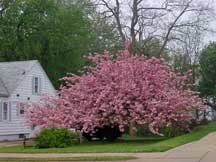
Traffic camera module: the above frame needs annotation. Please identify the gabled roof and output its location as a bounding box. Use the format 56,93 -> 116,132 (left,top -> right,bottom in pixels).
0,60 -> 38,97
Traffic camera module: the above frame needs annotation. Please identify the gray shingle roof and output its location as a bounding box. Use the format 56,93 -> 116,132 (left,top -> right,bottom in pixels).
0,60 -> 38,97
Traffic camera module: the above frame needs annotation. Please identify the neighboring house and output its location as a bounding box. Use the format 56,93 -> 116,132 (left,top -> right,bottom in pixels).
0,60 -> 55,141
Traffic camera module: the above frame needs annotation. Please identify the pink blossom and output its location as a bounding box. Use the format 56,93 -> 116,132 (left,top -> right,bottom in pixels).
26,46 -> 204,135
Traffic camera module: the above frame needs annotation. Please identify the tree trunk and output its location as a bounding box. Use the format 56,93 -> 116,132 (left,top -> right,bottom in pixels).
129,121 -> 137,136
79,131 -> 83,144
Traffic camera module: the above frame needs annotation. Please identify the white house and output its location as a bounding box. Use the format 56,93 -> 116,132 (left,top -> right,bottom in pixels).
0,60 -> 55,141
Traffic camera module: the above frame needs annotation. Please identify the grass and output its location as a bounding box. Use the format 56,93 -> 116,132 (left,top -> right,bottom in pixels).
0,122 -> 216,153
0,156 -> 136,162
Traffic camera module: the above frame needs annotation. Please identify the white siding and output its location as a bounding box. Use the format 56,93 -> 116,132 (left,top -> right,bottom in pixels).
0,62 -> 55,139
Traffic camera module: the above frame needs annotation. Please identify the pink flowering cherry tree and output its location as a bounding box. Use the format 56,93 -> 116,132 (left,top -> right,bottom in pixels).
26,44 -> 204,135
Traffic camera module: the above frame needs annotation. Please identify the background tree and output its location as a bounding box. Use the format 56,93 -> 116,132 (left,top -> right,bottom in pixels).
90,16 -> 122,54
170,28 -> 203,85
132,38 -> 171,62
0,0 -> 95,87
198,42 -> 216,110
76,0 -> 123,54
91,0 -> 214,56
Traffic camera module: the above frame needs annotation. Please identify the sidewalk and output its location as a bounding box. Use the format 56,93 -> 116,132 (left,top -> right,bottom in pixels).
0,133 -> 216,161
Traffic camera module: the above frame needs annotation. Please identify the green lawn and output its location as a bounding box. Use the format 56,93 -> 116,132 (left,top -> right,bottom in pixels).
0,122 -> 216,153
0,156 -> 136,162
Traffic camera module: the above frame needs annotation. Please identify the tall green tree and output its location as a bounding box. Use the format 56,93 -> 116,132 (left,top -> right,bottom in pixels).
198,42 -> 216,110
0,0 -> 94,87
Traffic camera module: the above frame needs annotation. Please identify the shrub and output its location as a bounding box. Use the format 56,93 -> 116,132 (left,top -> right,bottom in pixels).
135,124 -> 151,136
35,128 -> 79,148
160,126 -> 185,137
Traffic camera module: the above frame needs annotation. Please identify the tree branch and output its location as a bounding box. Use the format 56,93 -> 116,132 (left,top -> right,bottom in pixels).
131,0 -> 140,42
100,0 -> 126,42
158,0 -> 194,56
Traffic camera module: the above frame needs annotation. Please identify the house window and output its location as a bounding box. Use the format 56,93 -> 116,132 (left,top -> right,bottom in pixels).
20,107 -> 25,115
19,134 -> 26,139
34,77 -> 39,94
18,103 -> 25,115
33,77 -> 41,95
2,102 -> 8,121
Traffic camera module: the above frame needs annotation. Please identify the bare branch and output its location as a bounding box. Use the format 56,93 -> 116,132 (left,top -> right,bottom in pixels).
100,0 -> 125,42
158,0 -> 194,56
92,0 -> 213,56
131,0 -> 140,42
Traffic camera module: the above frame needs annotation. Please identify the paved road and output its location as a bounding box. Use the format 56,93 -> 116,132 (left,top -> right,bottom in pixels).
1,133 -> 216,161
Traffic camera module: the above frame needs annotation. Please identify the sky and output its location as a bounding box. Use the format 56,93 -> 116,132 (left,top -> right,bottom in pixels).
198,0 -> 216,43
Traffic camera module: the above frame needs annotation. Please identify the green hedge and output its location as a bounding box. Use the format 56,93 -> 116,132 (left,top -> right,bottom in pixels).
35,128 -> 79,148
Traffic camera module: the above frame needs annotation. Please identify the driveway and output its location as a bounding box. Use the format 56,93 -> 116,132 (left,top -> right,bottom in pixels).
0,133 -> 216,162
131,132 -> 216,162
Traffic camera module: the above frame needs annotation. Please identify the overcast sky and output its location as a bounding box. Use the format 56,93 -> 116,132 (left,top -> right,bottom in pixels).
98,0 -> 216,45
202,0 -> 216,43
